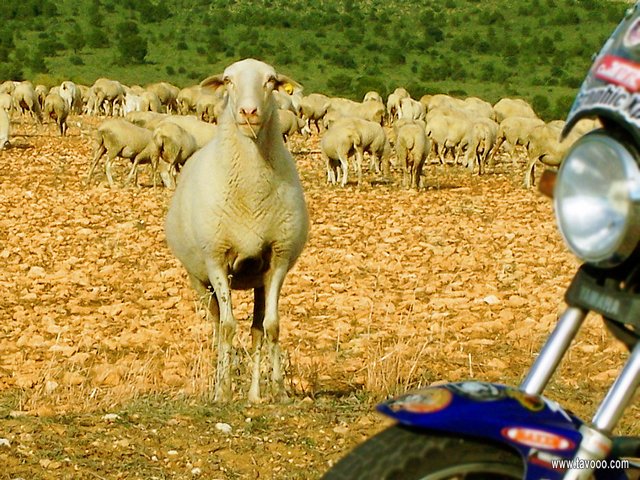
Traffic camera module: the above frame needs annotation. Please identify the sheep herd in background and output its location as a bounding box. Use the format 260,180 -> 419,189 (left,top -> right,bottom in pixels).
0,63 -> 598,191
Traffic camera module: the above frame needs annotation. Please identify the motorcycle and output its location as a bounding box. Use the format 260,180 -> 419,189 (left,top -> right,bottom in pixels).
322,3 -> 640,479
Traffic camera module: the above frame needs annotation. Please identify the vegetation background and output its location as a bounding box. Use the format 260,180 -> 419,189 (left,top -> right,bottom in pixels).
0,0 -> 631,120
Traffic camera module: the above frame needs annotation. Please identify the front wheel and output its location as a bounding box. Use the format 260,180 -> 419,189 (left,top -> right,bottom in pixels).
322,425 -> 524,480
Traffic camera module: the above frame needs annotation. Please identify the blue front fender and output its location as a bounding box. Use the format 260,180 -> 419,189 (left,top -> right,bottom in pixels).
377,381 -> 626,480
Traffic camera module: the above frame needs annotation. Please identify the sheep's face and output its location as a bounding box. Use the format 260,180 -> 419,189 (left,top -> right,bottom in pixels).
201,58 -> 302,138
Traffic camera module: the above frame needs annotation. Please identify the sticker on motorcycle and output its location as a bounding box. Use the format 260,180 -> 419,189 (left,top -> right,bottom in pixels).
445,381 -> 505,401
387,388 -> 453,414
501,427 -> 576,451
594,55 -> 640,92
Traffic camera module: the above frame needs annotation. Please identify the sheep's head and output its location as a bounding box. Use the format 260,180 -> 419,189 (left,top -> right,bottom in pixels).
200,58 -> 301,138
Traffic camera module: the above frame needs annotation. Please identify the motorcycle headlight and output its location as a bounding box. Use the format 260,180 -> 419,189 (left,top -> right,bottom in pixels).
554,131 -> 640,267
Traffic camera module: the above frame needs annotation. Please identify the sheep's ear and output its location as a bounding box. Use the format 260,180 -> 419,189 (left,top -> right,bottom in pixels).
275,75 -> 302,95
200,74 -> 225,93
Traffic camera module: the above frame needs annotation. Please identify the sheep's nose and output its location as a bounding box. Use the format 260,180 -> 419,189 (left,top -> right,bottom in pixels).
240,107 -> 257,117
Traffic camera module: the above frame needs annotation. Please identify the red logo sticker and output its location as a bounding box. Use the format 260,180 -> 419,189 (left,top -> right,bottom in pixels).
595,55 -> 640,92
501,427 -> 575,451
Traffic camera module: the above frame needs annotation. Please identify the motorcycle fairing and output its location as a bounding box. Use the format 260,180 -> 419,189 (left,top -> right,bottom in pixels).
377,381 -> 627,480
563,2 -> 640,144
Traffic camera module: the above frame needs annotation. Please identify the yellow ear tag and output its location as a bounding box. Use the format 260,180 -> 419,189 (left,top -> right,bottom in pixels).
284,83 -> 294,95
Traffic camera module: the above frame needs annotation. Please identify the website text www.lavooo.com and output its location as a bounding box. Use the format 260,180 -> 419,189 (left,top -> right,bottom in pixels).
550,458 -> 630,470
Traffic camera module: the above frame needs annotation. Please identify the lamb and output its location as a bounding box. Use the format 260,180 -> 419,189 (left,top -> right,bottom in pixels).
394,119 -> 430,189
0,107 -> 10,149
165,58 -> 309,402
320,121 -> 362,186
43,92 -> 70,136
87,118 -> 154,187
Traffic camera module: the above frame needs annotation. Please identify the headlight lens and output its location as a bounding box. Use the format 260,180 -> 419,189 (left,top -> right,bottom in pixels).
554,132 -> 640,267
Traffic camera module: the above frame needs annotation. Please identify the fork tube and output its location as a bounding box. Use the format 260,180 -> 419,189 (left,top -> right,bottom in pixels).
592,340 -> 640,433
520,306 -> 588,396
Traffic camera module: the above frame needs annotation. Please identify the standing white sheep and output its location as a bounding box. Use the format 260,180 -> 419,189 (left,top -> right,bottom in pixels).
394,119 -> 430,189
320,121 -> 362,186
87,118 -> 154,187
43,92 -> 70,136
165,59 -> 309,402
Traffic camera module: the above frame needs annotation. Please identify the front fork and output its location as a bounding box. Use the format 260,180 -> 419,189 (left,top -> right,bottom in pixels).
520,306 -> 640,478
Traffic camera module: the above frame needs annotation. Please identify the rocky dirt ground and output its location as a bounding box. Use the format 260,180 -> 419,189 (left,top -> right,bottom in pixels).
1,115 -> 639,479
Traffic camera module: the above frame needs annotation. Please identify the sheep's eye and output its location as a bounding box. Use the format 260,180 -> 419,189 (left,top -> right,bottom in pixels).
265,77 -> 276,88
223,77 -> 232,86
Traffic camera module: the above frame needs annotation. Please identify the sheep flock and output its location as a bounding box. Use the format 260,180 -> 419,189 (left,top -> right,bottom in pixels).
0,70 -> 597,191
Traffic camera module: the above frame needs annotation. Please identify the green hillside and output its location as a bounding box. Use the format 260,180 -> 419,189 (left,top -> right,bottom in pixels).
0,0 -> 631,120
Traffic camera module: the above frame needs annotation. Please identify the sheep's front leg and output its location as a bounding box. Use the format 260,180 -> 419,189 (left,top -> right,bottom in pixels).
205,259 -> 236,402
263,263 -> 289,402
249,286 -> 265,403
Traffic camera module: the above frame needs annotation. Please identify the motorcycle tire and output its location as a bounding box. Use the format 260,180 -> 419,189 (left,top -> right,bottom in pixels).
321,424 -> 524,480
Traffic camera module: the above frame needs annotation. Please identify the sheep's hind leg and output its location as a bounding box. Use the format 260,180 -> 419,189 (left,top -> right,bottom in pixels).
263,263 -> 290,403
248,286 -> 265,403
205,260 -> 236,402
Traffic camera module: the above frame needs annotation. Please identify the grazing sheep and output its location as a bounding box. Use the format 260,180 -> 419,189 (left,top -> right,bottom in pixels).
160,115 -> 217,149
278,108 -> 307,142
60,81 -> 83,114
125,111 -> 169,129
394,119 -> 430,189
165,58 -> 309,403
489,115 -> 545,165
146,81 -> 180,113
524,123 -> 580,188
92,78 -> 126,116
320,121 -> 362,186
398,97 -> 426,121
35,84 -> 48,110
461,118 -> 499,175
426,109 -> 472,164
493,97 -> 537,123
327,97 -> 385,126
87,118 -> 154,187
43,92 -> 70,136
13,81 -> 42,124
195,90 -> 224,123
0,108 -> 10,149
386,87 -> 410,123
176,85 -> 203,115
130,121 -> 198,189
299,92 -> 330,134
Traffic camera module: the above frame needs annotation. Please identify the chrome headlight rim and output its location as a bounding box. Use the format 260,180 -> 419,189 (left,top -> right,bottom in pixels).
554,130 -> 640,268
